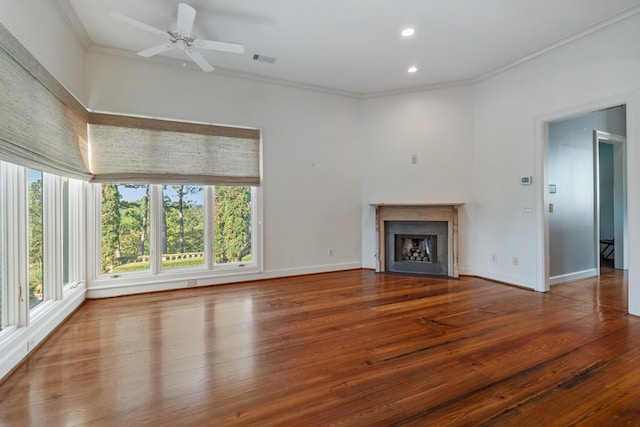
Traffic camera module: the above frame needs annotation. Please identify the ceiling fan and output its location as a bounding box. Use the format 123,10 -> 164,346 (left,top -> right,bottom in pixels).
109,2 -> 245,72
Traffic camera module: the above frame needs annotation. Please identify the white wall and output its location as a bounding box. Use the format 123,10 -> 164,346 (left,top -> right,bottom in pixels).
471,13 -> 640,312
360,86 -> 475,269
0,0 -> 86,101
85,51 -> 363,277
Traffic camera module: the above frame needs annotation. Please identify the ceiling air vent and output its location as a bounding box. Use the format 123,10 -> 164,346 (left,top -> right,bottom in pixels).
253,54 -> 277,64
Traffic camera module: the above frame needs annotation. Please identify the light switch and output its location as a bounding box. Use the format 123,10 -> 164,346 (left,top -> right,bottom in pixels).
549,203 -> 554,213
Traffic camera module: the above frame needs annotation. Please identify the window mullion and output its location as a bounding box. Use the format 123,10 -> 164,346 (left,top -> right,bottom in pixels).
67,180 -> 86,286
253,186 -> 263,273
87,183 -> 101,284
205,186 -> 214,270
17,166 -> 28,325
150,184 -> 163,275
0,162 -> 8,328
42,173 -> 61,300
5,164 -> 29,327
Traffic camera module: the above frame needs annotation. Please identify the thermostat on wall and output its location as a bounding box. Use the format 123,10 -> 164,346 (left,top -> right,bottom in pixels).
521,176 -> 533,185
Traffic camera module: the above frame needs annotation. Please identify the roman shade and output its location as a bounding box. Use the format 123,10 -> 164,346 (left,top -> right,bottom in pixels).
88,114 -> 261,185
0,24 -> 91,180
0,23 -> 261,186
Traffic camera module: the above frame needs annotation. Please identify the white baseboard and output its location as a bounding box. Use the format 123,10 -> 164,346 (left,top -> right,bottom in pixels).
461,267 -> 598,289
550,268 -> 598,286
87,262 -> 362,299
458,267 -> 537,290
0,283 -> 86,382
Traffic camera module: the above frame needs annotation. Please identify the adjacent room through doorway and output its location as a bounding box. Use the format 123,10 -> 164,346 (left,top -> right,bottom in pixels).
546,105 -> 627,287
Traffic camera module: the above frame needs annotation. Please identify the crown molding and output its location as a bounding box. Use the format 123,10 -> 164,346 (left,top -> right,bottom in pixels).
52,0 -> 91,50
362,79 -> 474,100
88,44 -> 363,100
475,3 -> 640,84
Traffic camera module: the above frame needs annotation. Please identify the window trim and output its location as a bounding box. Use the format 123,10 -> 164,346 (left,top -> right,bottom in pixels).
0,162 -> 86,331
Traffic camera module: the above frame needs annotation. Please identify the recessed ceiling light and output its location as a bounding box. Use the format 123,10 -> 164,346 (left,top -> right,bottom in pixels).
401,28 -> 415,37
408,66 -> 418,73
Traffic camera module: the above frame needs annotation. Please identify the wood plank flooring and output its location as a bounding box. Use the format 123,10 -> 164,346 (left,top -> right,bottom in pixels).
0,267 -> 636,426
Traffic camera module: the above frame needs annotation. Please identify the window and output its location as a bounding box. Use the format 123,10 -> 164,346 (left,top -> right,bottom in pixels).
214,186 -> 252,264
28,169 -> 44,309
97,183 -> 259,279
162,185 -> 205,270
101,184 -> 150,274
0,159 -> 87,379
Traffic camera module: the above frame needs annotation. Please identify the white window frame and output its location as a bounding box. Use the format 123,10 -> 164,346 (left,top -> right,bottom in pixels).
159,185 -> 207,273
0,163 -> 86,330
65,179 -> 87,292
211,185 -> 261,270
0,162 -> 21,332
27,171 -> 74,318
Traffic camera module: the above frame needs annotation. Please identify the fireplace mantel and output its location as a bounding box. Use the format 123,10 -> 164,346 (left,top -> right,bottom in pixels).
370,203 -> 464,277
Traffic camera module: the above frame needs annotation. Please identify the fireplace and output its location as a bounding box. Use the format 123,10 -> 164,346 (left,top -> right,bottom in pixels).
396,235 -> 436,264
386,220 -> 448,275
371,204 -> 463,278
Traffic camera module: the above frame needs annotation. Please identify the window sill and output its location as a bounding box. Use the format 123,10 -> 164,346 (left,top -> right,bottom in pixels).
87,263 -> 262,298
0,285 -> 86,381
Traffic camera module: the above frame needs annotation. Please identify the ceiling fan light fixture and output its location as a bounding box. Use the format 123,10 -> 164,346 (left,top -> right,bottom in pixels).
401,27 -> 415,37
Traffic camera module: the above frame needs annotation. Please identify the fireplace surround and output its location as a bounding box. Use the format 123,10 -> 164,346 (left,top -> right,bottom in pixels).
371,203 -> 463,278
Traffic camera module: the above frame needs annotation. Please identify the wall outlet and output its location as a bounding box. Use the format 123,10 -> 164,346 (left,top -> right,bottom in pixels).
411,154 -> 418,165
491,254 -> 497,262
328,248 -> 334,256
186,279 -> 196,287
512,257 -> 518,266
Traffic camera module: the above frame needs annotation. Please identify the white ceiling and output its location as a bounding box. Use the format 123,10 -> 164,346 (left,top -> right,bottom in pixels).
61,0 -> 640,96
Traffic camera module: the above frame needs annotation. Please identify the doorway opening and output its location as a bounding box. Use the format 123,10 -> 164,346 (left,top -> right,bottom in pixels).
594,130 -> 627,274
543,104 -> 627,287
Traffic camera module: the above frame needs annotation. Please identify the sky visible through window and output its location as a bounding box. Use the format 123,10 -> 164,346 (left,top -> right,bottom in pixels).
28,168 -> 41,183
120,185 -> 204,206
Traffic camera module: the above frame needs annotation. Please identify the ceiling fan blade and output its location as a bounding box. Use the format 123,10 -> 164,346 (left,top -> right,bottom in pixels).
186,50 -> 214,72
109,12 -> 167,37
194,39 -> 245,54
138,43 -> 175,57
176,3 -> 196,36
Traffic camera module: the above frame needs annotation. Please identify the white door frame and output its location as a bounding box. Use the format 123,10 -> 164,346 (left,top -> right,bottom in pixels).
534,91 -> 639,317
593,130 -> 627,274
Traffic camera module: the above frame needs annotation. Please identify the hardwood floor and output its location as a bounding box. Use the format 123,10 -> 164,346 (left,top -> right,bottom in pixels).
0,268 -> 636,426
549,263 -> 627,312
